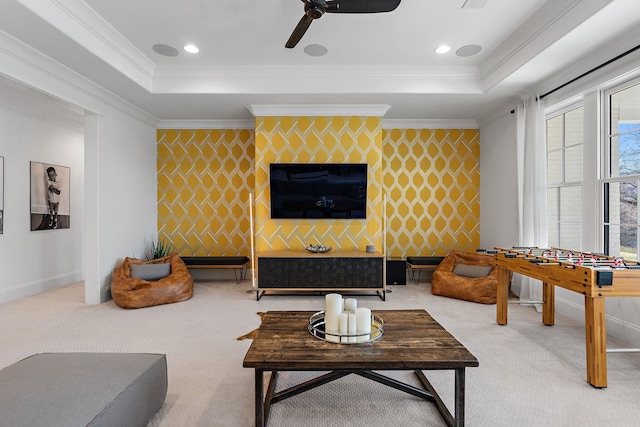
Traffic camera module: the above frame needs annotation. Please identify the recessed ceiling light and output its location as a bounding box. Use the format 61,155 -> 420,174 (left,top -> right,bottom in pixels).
456,44 -> 482,57
184,44 -> 199,54
152,44 -> 179,57
304,44 -> 328,57
435,45 -> 451,54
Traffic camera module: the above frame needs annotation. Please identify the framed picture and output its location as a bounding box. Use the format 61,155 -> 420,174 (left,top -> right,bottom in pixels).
30,161 -> 70,231
0,156 -> 3,234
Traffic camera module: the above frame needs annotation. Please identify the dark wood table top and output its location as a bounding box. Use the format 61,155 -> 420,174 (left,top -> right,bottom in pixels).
242,309 -> 478,371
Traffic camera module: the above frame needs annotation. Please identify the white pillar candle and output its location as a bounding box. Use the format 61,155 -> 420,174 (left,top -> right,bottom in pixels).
355,307 -> 372,342
344,298 -> 357,313
348,313 -> 357,343
325,293 -> 342,343
339,313 -> 349,343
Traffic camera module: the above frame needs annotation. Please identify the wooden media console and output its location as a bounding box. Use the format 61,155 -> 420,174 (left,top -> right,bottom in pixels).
256,250 -> 385,300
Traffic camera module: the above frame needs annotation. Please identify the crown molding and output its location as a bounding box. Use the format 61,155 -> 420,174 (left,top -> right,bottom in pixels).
152,65 -> 483,95
382,119 -> 479,130
154,64 -> 481,80
157,119 -> 254,130
156,118 -> 480,131
17,0 -> 155,90
0,29 -> 158,126
480,0 -> 613,90
247,104 -> 391,117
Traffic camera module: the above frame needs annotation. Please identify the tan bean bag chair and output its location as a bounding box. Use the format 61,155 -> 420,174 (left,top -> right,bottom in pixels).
431,250 -> 497,304
111,252 -> 194,309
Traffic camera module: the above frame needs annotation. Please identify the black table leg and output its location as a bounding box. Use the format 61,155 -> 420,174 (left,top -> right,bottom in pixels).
415,368 -> 466,427
454,368 -> 465,427
255,369 -> 264,427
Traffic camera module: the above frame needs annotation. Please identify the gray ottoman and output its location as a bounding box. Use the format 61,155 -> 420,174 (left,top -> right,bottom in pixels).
0,353 -> 167,427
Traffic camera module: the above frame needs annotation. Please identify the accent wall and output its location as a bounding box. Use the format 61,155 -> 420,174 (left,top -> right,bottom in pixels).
157,129 -> 254,256
157,124 -> 480,259
254,116 -> 384,253
383,128 -> 481,257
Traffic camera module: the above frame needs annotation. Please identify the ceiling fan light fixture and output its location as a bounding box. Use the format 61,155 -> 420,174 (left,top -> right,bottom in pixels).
286,0 -> 402,49
306,5 -> 325,19
435,45 -> 451,54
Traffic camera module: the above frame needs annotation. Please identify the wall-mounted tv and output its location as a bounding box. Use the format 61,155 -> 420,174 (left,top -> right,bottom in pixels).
270,163 -> 367,219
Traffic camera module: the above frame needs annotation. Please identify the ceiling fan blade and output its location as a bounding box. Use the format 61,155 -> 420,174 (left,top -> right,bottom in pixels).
286,14 -> 314,48
327,0 -> 401,13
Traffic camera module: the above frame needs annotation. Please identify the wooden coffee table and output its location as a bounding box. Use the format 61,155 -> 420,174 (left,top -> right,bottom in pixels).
242,310 -> 478,427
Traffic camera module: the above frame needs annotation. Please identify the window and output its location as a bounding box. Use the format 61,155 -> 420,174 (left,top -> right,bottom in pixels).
603,80 -> 640,261
546,106 -> 583,249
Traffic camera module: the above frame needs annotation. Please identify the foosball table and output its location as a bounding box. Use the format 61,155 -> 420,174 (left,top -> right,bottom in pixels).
492,247 -> 640,388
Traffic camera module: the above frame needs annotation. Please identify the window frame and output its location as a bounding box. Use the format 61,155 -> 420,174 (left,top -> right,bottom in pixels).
546,103 -> 584,249
601,76 -> 640,259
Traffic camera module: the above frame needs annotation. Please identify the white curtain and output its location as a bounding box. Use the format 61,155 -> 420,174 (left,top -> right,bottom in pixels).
513,96 -> 548,310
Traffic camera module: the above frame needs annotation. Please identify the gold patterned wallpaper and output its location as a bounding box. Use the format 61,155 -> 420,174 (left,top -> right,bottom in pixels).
383,128 -> 480,257
254,116 -> 383,253
156,125 -> 480,258
157,129 -> 254,256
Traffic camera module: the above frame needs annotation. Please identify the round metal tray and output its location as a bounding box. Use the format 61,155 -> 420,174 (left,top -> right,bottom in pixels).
305,246 -> 332,253
308,311 -> 384,344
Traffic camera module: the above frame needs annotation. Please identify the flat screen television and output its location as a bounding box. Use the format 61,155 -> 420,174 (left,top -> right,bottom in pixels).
270,163 -> 367,219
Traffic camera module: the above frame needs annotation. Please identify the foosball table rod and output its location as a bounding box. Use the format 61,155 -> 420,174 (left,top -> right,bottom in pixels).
606,347 -> 640,353
507,300 -> 543,304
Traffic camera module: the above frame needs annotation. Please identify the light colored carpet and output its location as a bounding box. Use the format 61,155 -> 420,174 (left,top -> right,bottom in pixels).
1,279 -> 640,427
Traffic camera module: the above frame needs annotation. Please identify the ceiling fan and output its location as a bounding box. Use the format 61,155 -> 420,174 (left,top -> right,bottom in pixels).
285,0 -> 401,48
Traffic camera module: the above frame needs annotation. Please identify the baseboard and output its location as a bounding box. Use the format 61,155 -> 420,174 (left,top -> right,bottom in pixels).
556,297 -> 640,348
0,270 -> 83,305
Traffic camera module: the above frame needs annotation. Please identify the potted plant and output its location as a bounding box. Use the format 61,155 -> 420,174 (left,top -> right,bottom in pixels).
144,236 -> 173,261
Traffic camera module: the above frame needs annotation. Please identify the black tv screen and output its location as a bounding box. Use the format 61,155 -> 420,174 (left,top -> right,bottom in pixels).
270,163 -> 367,219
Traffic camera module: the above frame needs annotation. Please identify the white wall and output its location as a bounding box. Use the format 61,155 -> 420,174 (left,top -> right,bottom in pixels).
0,80 -> 85,303
0,30 -> 159,304
92,110 -> 158,302
480,110 -> 519,250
